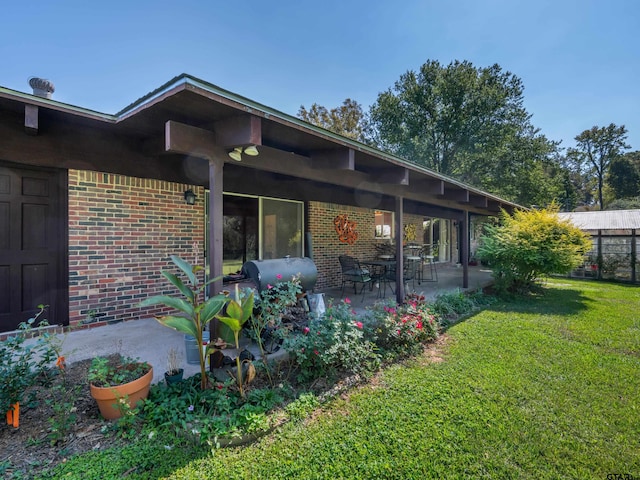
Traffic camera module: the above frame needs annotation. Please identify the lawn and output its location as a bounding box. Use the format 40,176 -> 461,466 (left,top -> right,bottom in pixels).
40,279 -> 640,479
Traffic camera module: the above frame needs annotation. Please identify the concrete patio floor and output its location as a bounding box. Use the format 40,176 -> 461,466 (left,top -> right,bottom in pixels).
319,263 -> 494,313
34,264 -> 493,384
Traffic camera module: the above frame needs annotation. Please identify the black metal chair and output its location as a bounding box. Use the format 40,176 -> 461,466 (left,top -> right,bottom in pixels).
418,245 -> 438,283
338,255 -> 372,301
381,258 -> 418,296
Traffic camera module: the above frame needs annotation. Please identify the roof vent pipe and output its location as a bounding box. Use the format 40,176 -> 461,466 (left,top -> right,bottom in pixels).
28,77 -> 55,99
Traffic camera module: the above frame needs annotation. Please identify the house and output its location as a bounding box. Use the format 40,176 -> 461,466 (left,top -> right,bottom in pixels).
0,74 -> 519,333
558,209 -> 640,282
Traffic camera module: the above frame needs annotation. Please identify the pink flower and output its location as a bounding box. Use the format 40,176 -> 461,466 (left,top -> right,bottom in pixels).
303,327 -> 310,334
276,273 -> 283,280
355,321 -> 363,329
216,384 -> 224,390
267,284 -> 273,289
344,297 -> 351,304
314,350 -> 319,355
416,321 -> 423,329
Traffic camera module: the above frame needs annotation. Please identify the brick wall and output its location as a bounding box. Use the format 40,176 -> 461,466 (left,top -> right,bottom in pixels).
68,170 -> 205,328
307,202 -> 424,290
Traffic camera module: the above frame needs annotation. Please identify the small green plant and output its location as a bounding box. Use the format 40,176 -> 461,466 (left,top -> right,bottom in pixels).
139,255 -> 229,390
0,305 -> 58,423
284,298 -> 379,382
215,284 -> 255,398
87,355 -> 151,388
285,392 -> 320,421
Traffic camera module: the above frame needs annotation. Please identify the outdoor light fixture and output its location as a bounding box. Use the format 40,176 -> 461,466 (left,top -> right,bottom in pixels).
228,145 -> 259,161
184,190 -> 196,205
243,145 -> 259,156
228,147 -> 243,161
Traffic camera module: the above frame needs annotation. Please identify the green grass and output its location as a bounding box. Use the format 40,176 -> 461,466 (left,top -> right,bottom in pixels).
41,279 -> 640,479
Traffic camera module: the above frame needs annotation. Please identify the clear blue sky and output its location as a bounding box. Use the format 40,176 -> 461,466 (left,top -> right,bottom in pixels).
2,0 -> 638,150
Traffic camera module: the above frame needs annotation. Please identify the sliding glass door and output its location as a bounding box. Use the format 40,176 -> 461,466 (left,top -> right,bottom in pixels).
260,197 -> 303,259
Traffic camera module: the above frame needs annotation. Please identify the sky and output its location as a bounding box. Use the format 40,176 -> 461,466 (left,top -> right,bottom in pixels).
1,0 -> 639,150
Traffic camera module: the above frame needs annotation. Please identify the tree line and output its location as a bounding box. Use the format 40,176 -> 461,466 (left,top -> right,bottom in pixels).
298,60 -> 637,210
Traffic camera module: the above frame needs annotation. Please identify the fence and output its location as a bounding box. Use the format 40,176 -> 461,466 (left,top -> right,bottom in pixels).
569,232 -> 639,283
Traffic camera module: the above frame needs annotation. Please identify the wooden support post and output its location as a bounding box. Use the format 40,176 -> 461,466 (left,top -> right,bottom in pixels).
632,229 -> 637,283
395,196 -> 404,304
597,230 -> 603,280
208,157 -> 224,336
462,211 -> 469,289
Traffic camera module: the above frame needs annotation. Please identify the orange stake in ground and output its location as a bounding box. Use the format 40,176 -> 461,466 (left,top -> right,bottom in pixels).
6,402 -> 19,428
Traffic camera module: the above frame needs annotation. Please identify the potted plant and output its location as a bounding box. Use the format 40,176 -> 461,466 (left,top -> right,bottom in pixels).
88,355 -> 153,420
164,347 -> 183,385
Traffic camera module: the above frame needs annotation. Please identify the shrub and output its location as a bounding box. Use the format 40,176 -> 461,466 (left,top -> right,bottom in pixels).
0,307 -> 58,418
477,205 -> 591,294
364,294 -> 439,359
283,298 -> 380,382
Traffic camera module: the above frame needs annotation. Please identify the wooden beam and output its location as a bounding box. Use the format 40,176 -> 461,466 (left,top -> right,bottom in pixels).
311,148 -> 355,170
25,105 -> 38,135
488,200 -> 505,213
373,167 -> 409,185
165,120 -> 217,160
469,194 -> 488,208
415,179 -> 444,195
442,187 -> 469,203
213,115 -> 262,147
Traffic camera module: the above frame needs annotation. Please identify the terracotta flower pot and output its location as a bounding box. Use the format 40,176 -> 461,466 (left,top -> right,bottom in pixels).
90,367 -> 153,420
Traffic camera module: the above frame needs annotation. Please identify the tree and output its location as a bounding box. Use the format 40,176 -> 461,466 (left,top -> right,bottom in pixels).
477,206 -> 592,294
607,151 -> 640,201
568,124 -> 630,210
366,60 -> 561,206
298,99 -> 367,141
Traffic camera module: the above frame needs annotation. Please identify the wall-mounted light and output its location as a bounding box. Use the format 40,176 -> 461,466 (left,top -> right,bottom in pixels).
228,145 -> 259,161
184,190 -> 196,205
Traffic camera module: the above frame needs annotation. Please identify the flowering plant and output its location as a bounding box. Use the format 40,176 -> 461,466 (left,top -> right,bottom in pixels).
283,298 -> 379,382
249,274 -> 302,354
364,293 -> 439,358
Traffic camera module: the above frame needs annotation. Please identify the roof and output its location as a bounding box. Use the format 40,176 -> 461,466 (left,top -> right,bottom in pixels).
558,210 -> 640,230
1,73 -> 522,214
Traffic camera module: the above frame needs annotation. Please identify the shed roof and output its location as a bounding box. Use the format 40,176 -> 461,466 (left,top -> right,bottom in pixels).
558,210 -> 640,230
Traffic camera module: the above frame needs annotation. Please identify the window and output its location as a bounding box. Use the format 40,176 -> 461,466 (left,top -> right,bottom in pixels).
374,210 -> 393,238
260,197 -> 303,258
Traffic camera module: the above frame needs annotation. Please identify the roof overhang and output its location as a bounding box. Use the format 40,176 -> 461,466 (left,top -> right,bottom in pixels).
0,74 -> 521,217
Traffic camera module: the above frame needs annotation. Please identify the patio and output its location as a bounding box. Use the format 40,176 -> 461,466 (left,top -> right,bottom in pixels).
50,263 -> 493,383
321,263 -> 494,312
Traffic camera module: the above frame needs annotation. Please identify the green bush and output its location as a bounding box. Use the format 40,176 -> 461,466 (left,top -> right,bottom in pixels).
0,307 -> 58,416
364,294 -> 439,359
477,206 -> 591,294
283,298 -> 380,382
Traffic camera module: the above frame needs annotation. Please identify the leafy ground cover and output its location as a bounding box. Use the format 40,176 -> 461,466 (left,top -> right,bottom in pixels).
38,279 -> 640,479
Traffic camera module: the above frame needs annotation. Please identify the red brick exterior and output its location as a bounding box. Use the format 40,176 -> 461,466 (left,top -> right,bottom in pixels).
68,170 -> 205,328
66,170 -> 426,326
307,202 -> 424,290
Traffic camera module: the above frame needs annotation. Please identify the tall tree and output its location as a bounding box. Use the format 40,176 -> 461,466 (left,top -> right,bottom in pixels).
568,124 -> 630,210
366,60 -> 560,206
298,99 -> 367,141
608,153 -> 640,200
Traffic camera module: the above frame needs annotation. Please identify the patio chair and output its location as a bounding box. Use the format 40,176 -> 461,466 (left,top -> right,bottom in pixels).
381,258 -> 418,296
338,255 -> 372,301
418,245 -> 438,283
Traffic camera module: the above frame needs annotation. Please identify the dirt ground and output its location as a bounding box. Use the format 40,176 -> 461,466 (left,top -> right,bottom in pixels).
1,358 -> 114,478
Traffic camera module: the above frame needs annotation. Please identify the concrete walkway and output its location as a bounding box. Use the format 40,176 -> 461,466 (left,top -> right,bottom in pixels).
27,264 -> 493,384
